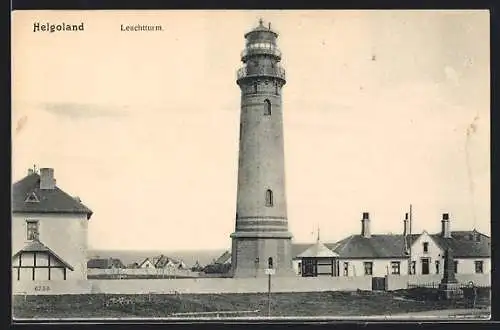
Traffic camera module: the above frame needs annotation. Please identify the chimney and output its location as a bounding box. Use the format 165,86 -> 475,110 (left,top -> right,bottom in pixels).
39,168 -> 56,190
441,213 -> 451,238
27,168 -> 34,176
361,212 -> 371,238
403,213 -> 410,236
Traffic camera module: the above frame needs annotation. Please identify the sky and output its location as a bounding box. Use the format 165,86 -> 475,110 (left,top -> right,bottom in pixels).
12,10 -> 490,251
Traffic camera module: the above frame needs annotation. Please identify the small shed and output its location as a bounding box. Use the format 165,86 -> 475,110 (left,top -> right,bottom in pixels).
297,241 -> 339,277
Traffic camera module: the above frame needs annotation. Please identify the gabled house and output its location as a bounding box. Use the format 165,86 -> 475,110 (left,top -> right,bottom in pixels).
296,234 -> 339,277
154,255 -> 185,269
407,213 -> 491,276
87,257 -> 125,269
12,167 -> 93,281
138,258 -> 155,269
214,251 -> 231,265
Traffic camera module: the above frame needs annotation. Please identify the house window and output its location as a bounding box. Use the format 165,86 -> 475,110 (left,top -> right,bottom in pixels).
391,261 -> 401,275
26,220 -> 39,240
298,262 -> 302,274
364,262 -> 373,275
264,99 -> 272,116
265,189 -> 274,207
343,262 -> 349,276
475,261 -> 484,274
453,261 -> 458,274
435,260 -> 440,274
423,242 -> 429,253
409,261 -> 416,275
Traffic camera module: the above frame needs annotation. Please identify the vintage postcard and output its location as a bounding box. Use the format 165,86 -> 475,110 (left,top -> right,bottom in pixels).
11,10 -> 490,321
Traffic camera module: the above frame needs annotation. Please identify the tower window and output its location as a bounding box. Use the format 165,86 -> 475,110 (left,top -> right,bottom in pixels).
253,82 -> 258,94
268,257 -> 273,269
26,220 -> 39,241
264,99 -> 272,116
265,189 -> 274,207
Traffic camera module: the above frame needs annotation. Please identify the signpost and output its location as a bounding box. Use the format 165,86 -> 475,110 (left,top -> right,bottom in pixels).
265,257 -> 275,317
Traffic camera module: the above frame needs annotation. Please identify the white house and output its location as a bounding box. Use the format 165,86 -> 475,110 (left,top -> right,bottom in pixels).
295,236 -> 339,277
138,258 -> 155,269
293,213 -> 410,278
12,167 -> 93,282
292,212 -> 491,279
407,213 -> 491,276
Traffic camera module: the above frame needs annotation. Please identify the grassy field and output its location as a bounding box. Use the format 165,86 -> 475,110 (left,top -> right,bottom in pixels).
12,288 -> 491,319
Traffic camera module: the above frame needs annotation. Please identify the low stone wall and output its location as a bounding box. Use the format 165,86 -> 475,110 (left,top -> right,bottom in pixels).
385,273 -> 491,291
12,276 -> 372,295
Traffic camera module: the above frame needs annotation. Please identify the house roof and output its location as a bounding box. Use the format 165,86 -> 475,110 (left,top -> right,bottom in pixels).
154,255 -> 181,268
214,251 -> 231,264
297,241 -> 339,258
429,230 -> 490,258
87,258 -> 125,269
326,231 -> 490,259
138,258 -> 154,268
12,172 -> 93,219
326,234 -> 415,259
12,240 -> 74,271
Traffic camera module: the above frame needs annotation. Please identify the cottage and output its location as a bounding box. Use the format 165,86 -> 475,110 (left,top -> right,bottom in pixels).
292,212 -> 490,278
213,251 -> 231,265
12,167 -> 93,281
154,255 -> 186,269
138,258 -> 155,269
296,235 -> 339,277
87,257 -> 125,269
407,213 -> 490,276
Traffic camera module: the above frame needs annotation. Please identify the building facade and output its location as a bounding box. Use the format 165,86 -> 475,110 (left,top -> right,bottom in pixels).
292,212 -> 491,279
12,167 -> 93,281
230,20 -> 294,277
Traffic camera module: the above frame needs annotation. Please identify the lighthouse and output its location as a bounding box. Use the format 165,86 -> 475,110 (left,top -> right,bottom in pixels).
230,19 -> 294,278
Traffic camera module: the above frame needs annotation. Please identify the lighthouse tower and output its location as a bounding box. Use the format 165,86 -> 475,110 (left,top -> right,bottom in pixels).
230,19 -> 294,278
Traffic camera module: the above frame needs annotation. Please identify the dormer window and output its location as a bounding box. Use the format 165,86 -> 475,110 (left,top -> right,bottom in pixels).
25,192 -> 39,203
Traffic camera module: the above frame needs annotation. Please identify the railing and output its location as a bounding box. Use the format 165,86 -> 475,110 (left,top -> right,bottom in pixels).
241,44 -> 281,59
407,282 -> 490,289
237,66 -> 286,81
